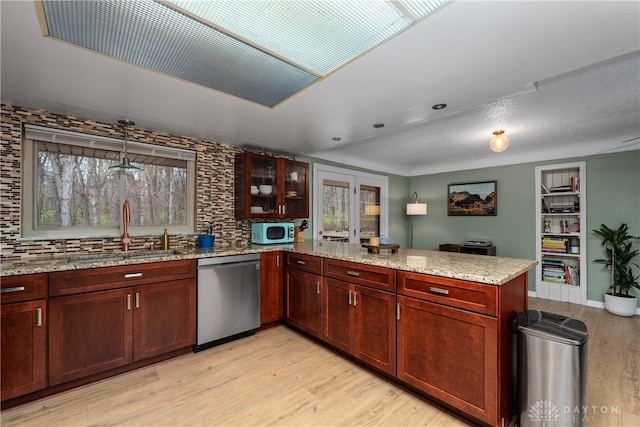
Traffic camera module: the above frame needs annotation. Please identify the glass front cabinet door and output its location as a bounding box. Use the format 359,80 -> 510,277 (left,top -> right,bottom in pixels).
235,152 -> 309,219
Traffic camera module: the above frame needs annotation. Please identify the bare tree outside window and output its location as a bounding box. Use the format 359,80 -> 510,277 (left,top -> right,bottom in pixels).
36,144 -> 188,229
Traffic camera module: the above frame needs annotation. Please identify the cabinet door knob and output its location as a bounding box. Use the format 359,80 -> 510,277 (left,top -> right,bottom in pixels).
348,290 -> 352,305
36,307 -> 43,327
316,282 -> 321,294
126,294 -> 132,310
135,292 -> 140,308
352,291 -> 357,306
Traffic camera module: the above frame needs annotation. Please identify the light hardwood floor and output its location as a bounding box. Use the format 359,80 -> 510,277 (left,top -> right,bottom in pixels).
2,297 -> 638,427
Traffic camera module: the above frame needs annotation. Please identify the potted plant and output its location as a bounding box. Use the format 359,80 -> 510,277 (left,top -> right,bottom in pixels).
593,223 -> 640,316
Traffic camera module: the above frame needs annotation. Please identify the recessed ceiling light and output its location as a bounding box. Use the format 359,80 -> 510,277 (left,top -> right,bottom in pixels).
332,137 -> 342,141
373,123 -> 385,129
432,103 -> 447,110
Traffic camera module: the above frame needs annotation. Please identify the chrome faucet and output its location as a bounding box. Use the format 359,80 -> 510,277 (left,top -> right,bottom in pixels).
122,200 -> 131,251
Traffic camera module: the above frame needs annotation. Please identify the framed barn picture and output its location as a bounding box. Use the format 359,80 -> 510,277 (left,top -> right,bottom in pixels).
448,181 -> 497,216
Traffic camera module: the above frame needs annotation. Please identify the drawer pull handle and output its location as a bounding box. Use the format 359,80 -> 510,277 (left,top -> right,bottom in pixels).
346,270 -> 360,277
127,294 -> 132,310
296,260 -> 306,265
348,290 -> 352,305
430,287 -> 449,295
36,308 -> 43,327
353,291 -> 357,306
316,282 -> 321,294
124,272 -> 143,279
1,286 -> 25,294
135,292 -> 140,308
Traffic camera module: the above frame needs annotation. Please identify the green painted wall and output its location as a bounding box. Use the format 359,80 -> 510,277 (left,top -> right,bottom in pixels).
300,150 -> 639,304
409,150 -> 640,302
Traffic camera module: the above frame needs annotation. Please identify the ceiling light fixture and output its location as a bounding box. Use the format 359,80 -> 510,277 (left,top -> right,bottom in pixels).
332,137 -> 342,141
109,120 -> 143,173
489,130 -> 510,152
373,123 -> 385,129
432,103 -> 447,110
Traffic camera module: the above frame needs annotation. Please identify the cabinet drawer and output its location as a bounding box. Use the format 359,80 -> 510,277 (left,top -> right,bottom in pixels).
285,253 -> 322,275
397,271 -> 497,316
323,259 -> 396,292
1,274 -> 47,304
49,260 -> 196,296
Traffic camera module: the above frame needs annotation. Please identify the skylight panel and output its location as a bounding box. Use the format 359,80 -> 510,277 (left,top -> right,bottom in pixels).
166,0 -> 415,76
38,0 -> 451,107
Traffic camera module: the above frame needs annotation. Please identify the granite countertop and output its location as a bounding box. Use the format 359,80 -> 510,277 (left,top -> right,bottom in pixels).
0,240 -> 536,285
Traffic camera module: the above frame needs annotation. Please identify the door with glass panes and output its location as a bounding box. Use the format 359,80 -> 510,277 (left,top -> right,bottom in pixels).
314,166 -> 387,244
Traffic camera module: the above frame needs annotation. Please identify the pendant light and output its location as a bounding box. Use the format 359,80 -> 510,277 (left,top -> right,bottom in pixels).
109,120 -> 143,172
489,129 -> 510,152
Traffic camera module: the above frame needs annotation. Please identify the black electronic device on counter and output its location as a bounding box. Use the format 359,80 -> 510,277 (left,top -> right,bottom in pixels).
463,240 -> 493,247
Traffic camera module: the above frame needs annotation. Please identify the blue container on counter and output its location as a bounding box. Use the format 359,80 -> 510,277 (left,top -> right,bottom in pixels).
198,234 -> 214,248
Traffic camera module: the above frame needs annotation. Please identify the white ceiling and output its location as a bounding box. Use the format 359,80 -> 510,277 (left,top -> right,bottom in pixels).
2,0 -> 639,176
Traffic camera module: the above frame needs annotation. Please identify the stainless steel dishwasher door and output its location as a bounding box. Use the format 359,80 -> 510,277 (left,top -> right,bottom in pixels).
196,254 -> 261,351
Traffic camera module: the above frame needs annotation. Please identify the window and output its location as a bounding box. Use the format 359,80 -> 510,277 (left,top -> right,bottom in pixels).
313,164 -> 388,244
22,125 -> 196,239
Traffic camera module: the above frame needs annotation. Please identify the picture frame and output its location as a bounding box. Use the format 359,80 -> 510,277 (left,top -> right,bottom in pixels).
448,181 -> 497,216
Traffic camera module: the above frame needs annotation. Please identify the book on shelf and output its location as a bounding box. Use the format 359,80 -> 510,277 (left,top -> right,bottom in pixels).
550,185 -> 572,193
541,236 -> 569,253
541,259 -> 579,285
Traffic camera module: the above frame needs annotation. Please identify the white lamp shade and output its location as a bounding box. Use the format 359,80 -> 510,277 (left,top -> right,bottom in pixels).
406,202 -> 427,215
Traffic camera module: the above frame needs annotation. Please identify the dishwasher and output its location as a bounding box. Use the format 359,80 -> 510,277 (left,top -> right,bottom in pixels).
194,253 -> 261,352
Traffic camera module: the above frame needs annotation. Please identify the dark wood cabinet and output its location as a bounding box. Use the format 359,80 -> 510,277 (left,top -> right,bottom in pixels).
133,279 -> 196,361
397,271 -> 527,426
284,253 -> 323,338
352,284 -> 396,375
260,251 -> 283,325
285,268 -> 323,338
48,260 -> 196,386
1,274 -> 48,400
235,152 -> 309,219
49,288 -> 133,385
397,294 -> 498,423
323,277 -> 396,375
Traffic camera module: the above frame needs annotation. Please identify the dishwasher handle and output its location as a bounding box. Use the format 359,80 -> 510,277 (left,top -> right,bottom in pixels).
197,260 -> 260,271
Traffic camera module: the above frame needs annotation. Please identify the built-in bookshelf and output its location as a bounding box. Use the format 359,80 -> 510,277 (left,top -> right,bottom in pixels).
535,162 -> 586,304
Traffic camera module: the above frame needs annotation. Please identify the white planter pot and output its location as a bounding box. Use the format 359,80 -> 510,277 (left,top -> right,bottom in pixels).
604,293 -> 638,317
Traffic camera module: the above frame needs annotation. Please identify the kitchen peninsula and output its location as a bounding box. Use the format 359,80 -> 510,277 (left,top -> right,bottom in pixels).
1,241 -> 535,427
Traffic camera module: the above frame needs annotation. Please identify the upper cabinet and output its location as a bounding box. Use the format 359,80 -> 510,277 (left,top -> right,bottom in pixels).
535,162 -> 586,304
235,152 -> 309,219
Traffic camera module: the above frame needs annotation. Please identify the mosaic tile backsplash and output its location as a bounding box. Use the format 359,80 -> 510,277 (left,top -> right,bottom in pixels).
0,103 -> 288,262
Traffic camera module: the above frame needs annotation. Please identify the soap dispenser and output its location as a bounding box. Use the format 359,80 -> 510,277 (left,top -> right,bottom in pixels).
161,229 -> 170,250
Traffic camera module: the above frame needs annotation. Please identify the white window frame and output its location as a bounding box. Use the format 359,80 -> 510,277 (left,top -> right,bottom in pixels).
313,163 -> 388,243
22,125 -> 196,239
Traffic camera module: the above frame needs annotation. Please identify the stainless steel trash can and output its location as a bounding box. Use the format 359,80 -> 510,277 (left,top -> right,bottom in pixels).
515,310 -> 588,427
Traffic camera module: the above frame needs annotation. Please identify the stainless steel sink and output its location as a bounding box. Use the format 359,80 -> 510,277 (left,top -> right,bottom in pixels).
68,255 -> 126,264
68,249 -> 180,264
126,250 -> 180,260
